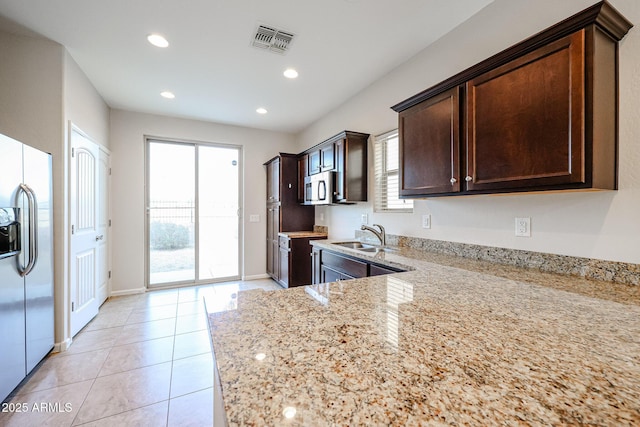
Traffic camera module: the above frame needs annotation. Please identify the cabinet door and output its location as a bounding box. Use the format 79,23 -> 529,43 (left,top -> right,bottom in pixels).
321,251 -> 367,278
321,265 -> 353,284
466,31 -> 585,192
311,247 -> 321,285
266,207 -> 276,278
399,87 -> 460,196
334,135 -> 368,202
308,150 -> 321,175
334,139 -> 345,202
320,143 -> 335,171
266,158 -> 280,202
297,154 -> 308,202
267,206 -> 280,279
278,246 -> 289,288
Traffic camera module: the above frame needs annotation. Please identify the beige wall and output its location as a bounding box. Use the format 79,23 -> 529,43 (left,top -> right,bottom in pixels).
62,52 -> 110,347
0,29 -> 67,345
64,51 -> 110,149
109,110 -> 296,294
296,0 -> 640,264
0,28 -> 110,348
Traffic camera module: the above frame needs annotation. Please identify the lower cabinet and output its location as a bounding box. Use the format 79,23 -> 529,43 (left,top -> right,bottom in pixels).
312,248 -> 405,284
369,264 -> 401,277
266,206 -> 280,280
320,266 -> 354,284
278,235 -> 326,288
278,242 -> 290,288
320,251 -> 367,279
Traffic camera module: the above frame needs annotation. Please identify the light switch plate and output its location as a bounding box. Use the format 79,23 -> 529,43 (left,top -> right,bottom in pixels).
422,214 -> 431,229
249,214 -> 260,223
361,214 -> 368,225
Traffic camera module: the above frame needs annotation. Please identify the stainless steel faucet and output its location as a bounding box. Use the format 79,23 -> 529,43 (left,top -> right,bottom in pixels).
361,224 -> 386,246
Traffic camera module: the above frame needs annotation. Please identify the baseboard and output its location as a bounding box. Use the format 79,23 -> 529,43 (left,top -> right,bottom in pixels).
109,287 -> 147,297
53,337 -> 73,353
242,273 -> 270,281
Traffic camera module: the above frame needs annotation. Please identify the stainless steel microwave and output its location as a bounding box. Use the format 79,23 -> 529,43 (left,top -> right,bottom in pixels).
303,171 -> 335,205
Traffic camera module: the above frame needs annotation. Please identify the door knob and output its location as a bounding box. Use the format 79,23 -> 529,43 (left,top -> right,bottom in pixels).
95,235 -> 104,241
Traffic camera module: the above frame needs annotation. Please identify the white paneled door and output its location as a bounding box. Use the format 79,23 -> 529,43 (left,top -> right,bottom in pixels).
97,146 -> 111,305
70,125 -> 100,337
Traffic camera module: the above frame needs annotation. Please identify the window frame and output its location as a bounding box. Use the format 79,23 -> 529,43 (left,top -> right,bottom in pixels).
373,129 -> 413,213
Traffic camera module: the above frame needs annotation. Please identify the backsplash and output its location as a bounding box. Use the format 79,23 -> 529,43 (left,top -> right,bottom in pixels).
313,225 -> 329,234
356,231 -> 640,286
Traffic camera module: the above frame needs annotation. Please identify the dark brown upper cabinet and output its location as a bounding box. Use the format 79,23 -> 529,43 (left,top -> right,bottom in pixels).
392,1 -> 632,198
466,32 -> 585,192
399,87 -> 460,196
308,144 -> 335,174
301,131 -> 369,204
297,153 -> 309,203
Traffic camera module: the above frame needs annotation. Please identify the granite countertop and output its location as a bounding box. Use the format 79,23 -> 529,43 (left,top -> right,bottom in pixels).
207,240 -> 640,426
278,231 -> 328,239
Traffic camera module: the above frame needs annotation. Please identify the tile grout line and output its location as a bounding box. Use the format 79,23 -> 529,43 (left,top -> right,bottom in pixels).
166,294 -> 180,427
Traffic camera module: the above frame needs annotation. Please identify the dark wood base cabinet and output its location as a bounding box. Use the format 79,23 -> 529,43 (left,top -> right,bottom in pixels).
311,247 -> 405,285
393,2 -> 632,198
278,235 -> 326,288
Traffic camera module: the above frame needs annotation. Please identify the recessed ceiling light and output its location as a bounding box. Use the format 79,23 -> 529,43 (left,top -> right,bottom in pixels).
283,68 -> 298,79
160,91 -> 175,99
256,107 -> 268,114
147,34 -> 169,48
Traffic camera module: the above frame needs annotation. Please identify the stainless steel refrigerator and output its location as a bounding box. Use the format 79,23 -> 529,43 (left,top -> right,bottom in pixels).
0,133 -> 54,403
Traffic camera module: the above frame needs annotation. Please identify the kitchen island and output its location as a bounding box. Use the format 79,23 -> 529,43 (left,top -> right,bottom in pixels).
207,241 -> 640,425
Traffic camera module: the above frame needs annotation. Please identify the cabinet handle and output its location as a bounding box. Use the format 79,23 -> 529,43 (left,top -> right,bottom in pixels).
450,177 -> 457,184
465,176 -> 473,182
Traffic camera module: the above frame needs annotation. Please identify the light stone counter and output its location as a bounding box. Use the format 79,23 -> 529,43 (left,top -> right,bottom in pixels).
207,240 -> 640,426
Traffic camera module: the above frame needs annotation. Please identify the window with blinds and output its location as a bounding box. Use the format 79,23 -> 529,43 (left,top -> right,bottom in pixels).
373,130 -> 413,213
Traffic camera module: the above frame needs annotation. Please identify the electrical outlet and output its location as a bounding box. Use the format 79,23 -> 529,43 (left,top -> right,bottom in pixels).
422,214 -> 431,229
361,214 -> 368,225
515,217 -> 531,237
319,213 -> 324,222
249,214 -> 260,223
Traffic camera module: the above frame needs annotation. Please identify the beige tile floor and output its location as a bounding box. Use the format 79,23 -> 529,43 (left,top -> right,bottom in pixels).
0,279 -> 281,427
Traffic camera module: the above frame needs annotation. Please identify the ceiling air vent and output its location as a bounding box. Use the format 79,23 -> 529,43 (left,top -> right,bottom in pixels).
252,24 -> 294,54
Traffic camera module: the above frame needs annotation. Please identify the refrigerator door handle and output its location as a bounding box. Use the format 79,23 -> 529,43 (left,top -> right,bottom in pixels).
17,184 -> 38,277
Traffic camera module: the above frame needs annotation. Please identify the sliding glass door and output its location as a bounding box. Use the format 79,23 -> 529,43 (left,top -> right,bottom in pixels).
146,139 -> 241,288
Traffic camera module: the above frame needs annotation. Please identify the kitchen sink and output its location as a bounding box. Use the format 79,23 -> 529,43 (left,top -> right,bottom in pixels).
332,241 -> 397,253
332,241 -> 374,249
357,246 -> 398,253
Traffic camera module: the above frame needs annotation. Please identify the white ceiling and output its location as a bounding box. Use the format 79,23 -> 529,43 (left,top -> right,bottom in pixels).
0,0 -> 493,133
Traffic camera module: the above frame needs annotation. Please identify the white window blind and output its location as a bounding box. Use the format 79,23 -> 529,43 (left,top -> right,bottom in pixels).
374,130 -> 413,213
